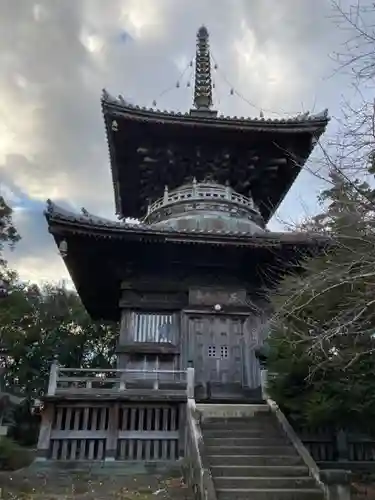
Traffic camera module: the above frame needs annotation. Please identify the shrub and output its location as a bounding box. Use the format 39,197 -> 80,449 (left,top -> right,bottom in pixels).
0,437 -> 33,470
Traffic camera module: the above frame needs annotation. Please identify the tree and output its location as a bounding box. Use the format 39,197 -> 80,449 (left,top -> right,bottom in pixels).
267,167 -> 375,429
0,282 -> 117,399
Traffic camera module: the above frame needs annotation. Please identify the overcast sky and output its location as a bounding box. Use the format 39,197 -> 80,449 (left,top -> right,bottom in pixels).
0,0 -> 368,287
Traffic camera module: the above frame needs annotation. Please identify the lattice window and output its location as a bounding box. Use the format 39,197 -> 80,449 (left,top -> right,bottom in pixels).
208,345 -> 216,357
220,346 -> 229,359
130,313 -> 177,343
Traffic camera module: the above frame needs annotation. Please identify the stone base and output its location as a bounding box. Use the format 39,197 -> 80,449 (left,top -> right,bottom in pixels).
30,458 -> 184,476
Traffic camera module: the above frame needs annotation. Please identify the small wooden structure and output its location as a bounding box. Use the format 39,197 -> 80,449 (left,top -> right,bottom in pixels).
38,26 -> 329,463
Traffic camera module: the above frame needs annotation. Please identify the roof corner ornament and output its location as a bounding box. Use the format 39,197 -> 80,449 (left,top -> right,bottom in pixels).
81,207 -> 89,217
46,199 -> 54,215
192,26 -> 214,112
102,88 -> 109,101
111,120 -> 118,132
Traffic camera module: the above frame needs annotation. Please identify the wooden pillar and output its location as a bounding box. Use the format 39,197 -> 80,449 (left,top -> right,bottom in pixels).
178,403 -> 186,458
36,402 -> 54,461
105,403 -> 119,461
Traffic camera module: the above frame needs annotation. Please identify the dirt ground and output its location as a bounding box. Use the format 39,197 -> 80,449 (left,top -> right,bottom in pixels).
0,470 -> 192,500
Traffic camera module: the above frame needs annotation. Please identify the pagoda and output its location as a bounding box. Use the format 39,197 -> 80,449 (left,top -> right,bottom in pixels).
36,27 -> 329,464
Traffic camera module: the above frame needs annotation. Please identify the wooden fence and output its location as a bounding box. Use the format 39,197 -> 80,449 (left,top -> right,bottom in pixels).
48,403 -> 183,461
295,425 -> 375,466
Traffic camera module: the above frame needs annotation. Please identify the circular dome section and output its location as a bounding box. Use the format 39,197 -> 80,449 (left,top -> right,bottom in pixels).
144,180 -> 266,234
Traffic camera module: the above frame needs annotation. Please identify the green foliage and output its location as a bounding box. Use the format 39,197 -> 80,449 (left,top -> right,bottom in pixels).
0,437 -> 33,470
0,282 -> 118,399
267,168 -> 375,429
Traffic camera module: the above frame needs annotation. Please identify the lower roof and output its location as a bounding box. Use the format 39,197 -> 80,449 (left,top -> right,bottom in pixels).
45,201 -> 330,321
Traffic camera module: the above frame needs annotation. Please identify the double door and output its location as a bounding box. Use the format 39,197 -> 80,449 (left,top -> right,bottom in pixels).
188,315 -> 244,385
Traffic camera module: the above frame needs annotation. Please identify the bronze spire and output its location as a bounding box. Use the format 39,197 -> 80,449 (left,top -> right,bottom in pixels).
191,26 -> 217,117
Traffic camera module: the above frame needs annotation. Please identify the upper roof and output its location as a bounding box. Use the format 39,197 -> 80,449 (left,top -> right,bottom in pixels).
101,27 -> 329,223
102,91 -> 329,222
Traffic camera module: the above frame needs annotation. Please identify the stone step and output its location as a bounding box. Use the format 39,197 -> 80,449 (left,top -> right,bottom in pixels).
202,420 -> 278,430
216,488 -> 323,500
214,476 -> 317,490
202,428 -> 283,438
202,416 -> 273,425
208,455 -> 303,467
210,465 -> 310,478
206,445 -> 297,456
205,437 -> 288,447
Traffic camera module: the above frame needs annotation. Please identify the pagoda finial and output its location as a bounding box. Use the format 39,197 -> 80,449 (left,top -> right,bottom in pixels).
192,26 -> 214,113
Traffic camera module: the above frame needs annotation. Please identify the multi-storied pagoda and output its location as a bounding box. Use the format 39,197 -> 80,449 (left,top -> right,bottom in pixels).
37,27 -> 329,464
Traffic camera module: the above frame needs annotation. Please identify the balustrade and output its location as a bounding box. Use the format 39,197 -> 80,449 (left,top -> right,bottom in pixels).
146,181 -> 260,219
47,361 -> 193,397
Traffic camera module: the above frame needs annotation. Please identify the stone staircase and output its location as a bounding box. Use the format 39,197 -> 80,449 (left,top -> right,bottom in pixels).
199,405 -> 324,500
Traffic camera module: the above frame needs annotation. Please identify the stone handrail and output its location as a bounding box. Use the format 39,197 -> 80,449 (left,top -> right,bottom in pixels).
261,369 -> 351,500
184,399 -> 217,500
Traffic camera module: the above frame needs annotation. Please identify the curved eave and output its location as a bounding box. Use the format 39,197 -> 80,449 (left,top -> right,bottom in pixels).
46,208 -> 331,249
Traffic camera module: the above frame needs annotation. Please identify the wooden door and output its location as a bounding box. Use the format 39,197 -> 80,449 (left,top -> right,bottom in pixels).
188,315 -> 243,385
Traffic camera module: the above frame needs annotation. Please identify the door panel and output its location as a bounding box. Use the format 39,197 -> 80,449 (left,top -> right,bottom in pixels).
188,315 -> 244,385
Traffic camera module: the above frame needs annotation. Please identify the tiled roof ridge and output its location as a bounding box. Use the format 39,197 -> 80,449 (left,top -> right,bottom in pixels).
101,88 -> 330,125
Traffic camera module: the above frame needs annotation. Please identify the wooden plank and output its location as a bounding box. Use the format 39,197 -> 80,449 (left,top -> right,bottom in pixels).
37,403 -> 54,458
70,439 -> 77,460
138,407 -> 145,431
64,407 -> 72,431
153,439 -> 160,459
51,440 -> 60,460
154,407 -> 161,431
146,408 -> 153,431
162,407 -> 169,431
100,407 -> 107,430
145,439 -> 152,460
121,407 -> 129,430
91,408 -> 98,430
79,439 -> 86,460
61,440 -> 69,460
118,431 -> 179,440
73,408 -> 80,430
83,407 -> 90,430
105,403 -> 119,460
130,408 -> 137,430
136,439 -> 143,460
51,430 -> 107,439
128,439 -> 134,459
170,406 -> 177,431
88,440 -> 95,460
161,439 -> 168,459
56,407 -> 64,431
98,440 -> 104,460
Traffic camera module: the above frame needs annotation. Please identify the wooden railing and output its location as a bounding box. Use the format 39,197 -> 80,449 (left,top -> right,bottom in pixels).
47,361 -> 194,397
